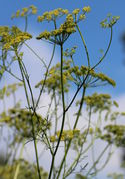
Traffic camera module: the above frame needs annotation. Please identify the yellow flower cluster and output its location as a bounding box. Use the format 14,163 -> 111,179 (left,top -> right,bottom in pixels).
80,66 -> 116,87
37,8 -> 69,22
37,6 -> 91,43
0,26 -> 9,36
50,129 -> 80,142
37,14 -> 76,44
35,60 -> 72,93
72,8 -> 80,15
71,6 -> 90,22
82,6 -> 91,13
11,5 -> 37,19
0,108 -> 51,139
0,26 -> 32,50
0,83 -> 23,100
71,6 -> 91,23
92,72 -> 116,87
100,15 -> 120,28
0,159 -> 48,179
102,124 -> 125,146
64,46 -> 77,57
84,93 -> 111,108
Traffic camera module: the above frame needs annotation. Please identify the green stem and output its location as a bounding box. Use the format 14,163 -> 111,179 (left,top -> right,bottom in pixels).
44,132 -> 54,155
0,64 -> 22,82
15,50 -> 41,179
48,44 -> 66,179
24,16 -> 28,32
86,144 -> 109,176
24,42 -> 47,69
35,43 -> 56,109
76,24 -> 90,68
92,27 -> 113,70
53,89 -> 58,135
65,107 -> 92,177
13,140 -> 25,179
56,87 -> 86,179
63,141 -> 67,179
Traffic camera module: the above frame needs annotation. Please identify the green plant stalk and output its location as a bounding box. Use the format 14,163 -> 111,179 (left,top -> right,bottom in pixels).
92,27 -> 113,70
96,145 -> 113,173
65,139 -> 96,178
56,87 -> 86,179
24,42 -> 47,69
86,143 -> 110,176
53,89 -> 58,135
44,132 -> 54,155
24,16 -> 28,32
15,50 -> 41,179
20,60 -> 36,109
63,141 -> 67,179
91,136 -> 97,176
76,24 -> 90,68
35,43 -> 56,109
0,64 -> 22,82
65,106 -> 92,177
48,44 -> 66,179
65,151 -> 80,178
13,140 -> 25,179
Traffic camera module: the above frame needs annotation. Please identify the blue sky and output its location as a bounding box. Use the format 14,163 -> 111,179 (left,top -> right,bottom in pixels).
1,0 -> 125,97
0,1 -> 125,178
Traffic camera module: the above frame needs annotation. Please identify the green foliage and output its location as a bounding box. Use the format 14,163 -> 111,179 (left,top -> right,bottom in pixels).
0,108 -> 51,140
0,3 -> 124,179
0,159 -> 48,179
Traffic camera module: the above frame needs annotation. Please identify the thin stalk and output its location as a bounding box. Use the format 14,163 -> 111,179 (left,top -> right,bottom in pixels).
48,44 -> 66,179
73,87 -> 86,129
76,24 -> 90,68
0,65 -> 22,82
53,89 -> 58,135
24,16 -> 28,32
65,107 -> 92,177
24,42 -> 47,69
13,140 -> 25,179
15,50 -> 41,179
92,27 -> 113,70
56,87 -> 86,179
96,145 -> 113,173
44,132 -> 54,155
86,144 -> 110,176
63,141 -> 67,179
35,43 -> 56,109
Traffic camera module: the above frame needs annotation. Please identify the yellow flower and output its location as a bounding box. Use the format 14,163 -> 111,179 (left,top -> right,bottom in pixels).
62,9 -> 69,14
79,14 -> 86,21
53,9 -> 59,16
82,6 -> 91,13
50,136 -> 56,142
30,5 -> 37,14
22,7 -> 28,13
16,10 -> 20,17
72,9 -> 80,15
3,43 -> 11,50
20,12 -> 25,17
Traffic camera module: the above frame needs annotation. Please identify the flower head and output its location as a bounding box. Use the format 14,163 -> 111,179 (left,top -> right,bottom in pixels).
11,5 -> 37,19
100,14 -> 120,28
37,8 -> 69,22
0,26 -> 32,50
82,6 -> 91,13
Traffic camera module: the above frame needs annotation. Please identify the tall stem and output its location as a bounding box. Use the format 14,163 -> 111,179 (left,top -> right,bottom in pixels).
48,44 -> 66,179
56,87 -> 86,179
76,24 -> 90,68
13,140 -> 25,179
15,50 -> 41,179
